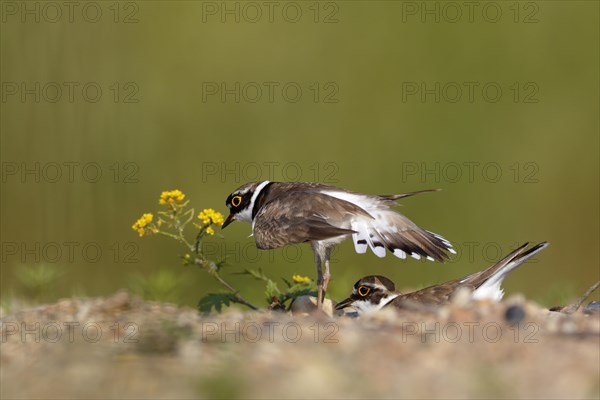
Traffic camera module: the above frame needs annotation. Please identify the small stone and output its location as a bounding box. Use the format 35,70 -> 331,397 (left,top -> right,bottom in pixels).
561,320 -> 577,334
290,296 -> 338,318
505,304 -> 526,325
101,290 -> 132,313
583,301 -> 600,314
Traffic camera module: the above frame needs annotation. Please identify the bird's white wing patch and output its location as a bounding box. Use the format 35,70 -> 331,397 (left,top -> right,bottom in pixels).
351,219 -> 386,257
320,190 -> 454,262
319,190 -> 378,210
393,249 -> 407,259
472,283 -> 504,302
350,220 -> 368,254
321,190 -> 387,258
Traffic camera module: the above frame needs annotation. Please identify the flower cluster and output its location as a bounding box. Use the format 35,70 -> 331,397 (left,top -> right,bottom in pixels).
130,188 -> 316,312
198,208 -> 225,227
292,275 -> 311,284
132,213 -> 154,237
159,189 -> 185,205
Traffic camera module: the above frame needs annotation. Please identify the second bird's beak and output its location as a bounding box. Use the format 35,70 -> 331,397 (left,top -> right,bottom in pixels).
222,213 -> 236,229
335,297 -> 355,311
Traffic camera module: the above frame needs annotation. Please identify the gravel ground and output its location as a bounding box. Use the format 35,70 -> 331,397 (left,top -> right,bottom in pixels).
1,291 -> 599,399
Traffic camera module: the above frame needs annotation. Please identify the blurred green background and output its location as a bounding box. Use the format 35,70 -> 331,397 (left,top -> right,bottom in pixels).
1,1 -> 598,308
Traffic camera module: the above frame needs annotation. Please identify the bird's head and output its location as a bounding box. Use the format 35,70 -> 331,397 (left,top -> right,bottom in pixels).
335,275 -> 398,314
222,181 -> 270,228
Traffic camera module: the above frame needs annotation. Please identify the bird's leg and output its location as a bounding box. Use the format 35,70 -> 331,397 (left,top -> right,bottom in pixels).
312,242 -> 325,309
322,250 -> 332,300
316,259 -> 324,309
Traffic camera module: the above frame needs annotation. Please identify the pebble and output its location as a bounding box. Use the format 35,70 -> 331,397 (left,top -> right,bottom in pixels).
505,304 -> 526,325
290,296 -> 338,318
583,301 -> 600,314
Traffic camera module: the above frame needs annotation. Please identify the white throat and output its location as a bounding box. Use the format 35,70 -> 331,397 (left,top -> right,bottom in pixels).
353,293 -> 399,315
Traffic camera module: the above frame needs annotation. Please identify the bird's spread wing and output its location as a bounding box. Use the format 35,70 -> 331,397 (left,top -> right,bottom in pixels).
318,189 -> 454,261
252,191 -> 370,249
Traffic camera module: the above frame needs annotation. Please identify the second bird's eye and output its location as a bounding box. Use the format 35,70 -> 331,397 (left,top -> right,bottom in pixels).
358,286 -> 371,297
231,195 -> 242,207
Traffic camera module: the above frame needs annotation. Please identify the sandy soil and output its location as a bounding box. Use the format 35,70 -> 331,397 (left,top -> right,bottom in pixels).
1,291 -> 599,399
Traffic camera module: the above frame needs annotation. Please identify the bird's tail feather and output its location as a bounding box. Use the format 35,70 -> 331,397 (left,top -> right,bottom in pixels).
469,242 -> 549,301
378,189 -> 441,205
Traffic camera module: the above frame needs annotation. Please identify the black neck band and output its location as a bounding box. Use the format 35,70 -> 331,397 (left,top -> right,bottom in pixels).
252,182 -> 274,220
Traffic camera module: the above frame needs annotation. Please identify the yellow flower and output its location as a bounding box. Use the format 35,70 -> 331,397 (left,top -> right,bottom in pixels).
132,213 -> 153,237
198,208 -> 225,227
292,275 -> 311,284
211,211 -> 225,226
206,227 -> 215,236
159,189 -> 185,205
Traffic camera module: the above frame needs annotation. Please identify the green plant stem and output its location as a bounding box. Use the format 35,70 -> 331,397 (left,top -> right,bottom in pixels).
157,230 -> 194,250
193,229 -> 203,254
157,231 -> 183,241
154,215 -> 260,311
214,272 -> 260,311
194,257 -> 259,311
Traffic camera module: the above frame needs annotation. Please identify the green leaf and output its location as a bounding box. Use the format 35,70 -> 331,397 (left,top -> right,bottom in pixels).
265,279 -> 280,301
280,288 -> 318,309
197,293 -> 234,314
236,268 -> 269,282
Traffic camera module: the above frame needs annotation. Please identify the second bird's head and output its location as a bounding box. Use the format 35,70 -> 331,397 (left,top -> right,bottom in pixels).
222,181 -> 271,229
335,275 -> 398,314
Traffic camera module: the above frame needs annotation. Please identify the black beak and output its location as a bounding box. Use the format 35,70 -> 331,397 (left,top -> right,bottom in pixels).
221,213 -> 236,229
335,297 -> 355,311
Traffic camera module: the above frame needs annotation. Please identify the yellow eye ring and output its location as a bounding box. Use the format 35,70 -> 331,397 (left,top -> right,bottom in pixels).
231,196 -> 242,207
358,286 -> 371,297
